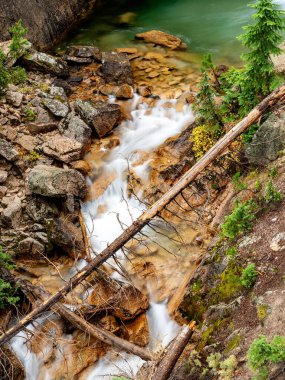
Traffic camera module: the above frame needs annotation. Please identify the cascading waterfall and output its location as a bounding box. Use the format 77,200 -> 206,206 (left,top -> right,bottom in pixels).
9,95 -> 194,379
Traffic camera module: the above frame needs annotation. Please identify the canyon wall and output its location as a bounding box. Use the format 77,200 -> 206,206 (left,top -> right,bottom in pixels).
0,0 -> 97,49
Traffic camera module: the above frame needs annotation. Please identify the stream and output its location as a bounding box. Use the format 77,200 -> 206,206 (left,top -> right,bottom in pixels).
9,0 -> 285,379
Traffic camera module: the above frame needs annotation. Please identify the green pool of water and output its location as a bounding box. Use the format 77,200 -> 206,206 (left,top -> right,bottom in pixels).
60,0 -> 285,64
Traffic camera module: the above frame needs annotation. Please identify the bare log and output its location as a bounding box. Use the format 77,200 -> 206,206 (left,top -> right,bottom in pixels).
20,280 -> 154,362
151,322 -> 196,380
1,83 -> 285,346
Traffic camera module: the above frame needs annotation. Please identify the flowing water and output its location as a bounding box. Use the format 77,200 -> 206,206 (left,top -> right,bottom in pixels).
12,0 -> 285,378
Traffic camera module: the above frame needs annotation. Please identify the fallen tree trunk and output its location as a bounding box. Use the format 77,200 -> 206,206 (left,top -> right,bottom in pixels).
151,322 -> 196,380
19,280 -> 154,361
1,83 -> 285,346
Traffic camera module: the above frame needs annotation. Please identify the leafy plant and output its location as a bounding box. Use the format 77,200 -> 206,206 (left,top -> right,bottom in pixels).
24,106 -> 37,122
10,66 -> 27,85
264,180 -> 282,203
247,335 -> 285,379
221,200 -> 257,239
9,19 -> 29,60
28,150 -> 41,161
241,263 -> 257,288
232,172 -> 247,191
190,124 -> 218,160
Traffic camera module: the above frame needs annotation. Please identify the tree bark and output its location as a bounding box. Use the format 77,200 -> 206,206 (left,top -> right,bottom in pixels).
19,280 -> 154,361
151,322 -> 196,380
1,83 -> 285,346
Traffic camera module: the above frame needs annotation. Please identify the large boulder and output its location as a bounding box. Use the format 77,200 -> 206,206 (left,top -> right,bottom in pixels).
101,52 -> 133,85
136,30 -> 187,50
59,112 -> 92,145
0,0 -> 97,50
0,138 -> 19,161
26,195 -> 59,222
27,165 -> 86,198
64,45 -> 101,63
42,134 -> 83,163
245,109 -> 285,165
74,100 -> 121,138
22,51 -> 69,77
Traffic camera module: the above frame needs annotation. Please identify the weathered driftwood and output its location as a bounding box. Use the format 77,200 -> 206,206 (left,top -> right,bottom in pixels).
1,83 -> 285,346
20,280 -> 154,361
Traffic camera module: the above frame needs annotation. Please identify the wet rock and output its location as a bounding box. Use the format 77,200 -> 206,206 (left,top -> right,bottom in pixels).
59,112 -> 92,145
42,134 -> 83,163
65,45 -> 101,62
117,12 -> 137,26
1,196 -> 22,227
26,196 -> 59,222
46,217 -> 85,259
0,138 -> 19,161
6,91 -> 23,107
99,84 -> 119,96
123,313 -> 150,347
245,109 -> 285,165
87,278 -> 149,320
42,98 -> 69,118
22,51 -> 69,77
116,84 -> 134,99
17,237 -> 45,258
27,165 -> 87,198
101,52 -> 133,85
74,100 -> 121,138
70,160 -> 91,175
136,30 -> 187,50
137,85 -> 152,97
0,170 -> 8,183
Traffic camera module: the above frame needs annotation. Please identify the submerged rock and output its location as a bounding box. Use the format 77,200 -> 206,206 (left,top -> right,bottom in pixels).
116,84 -> 134,99
101,51 -> 133,85
22,51 -> 69,77
27,165 -> 86,198
136,30 -> 187,50
74,100 -> 121,138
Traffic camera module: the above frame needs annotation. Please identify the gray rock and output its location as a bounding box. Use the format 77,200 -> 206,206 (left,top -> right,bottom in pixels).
1,196 -> 22,227
42,134 -> 83,163
0,186 -> 7,197
35,106 -> 57,124
74,100 -> 121,138
0,138 -> 19,161
17,237 -> 45,258
6,91 -> 23,107
27,165 -> 86,198
101,52 -> 133,85
27,122 -> 58,135
42,98 -> 69,118
46,217 -> 85,259
59,112 -> 91,145
49,85 -> 67,101
245,109 -> 285,165
0,170 -> 8,183
26,196 -> 59,222
22,51 -> 69,77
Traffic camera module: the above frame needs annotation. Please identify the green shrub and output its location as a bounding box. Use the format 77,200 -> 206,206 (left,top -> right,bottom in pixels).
0,50 -> 10,94
232,172 -> 247,191
24,107 -> 37,122
264,180 -> 282,203
247,335 -> 285,379
241,263 -> 257,288
0,246 -> 19,309
10,66 -> 27,85
9,19 -> 29,60
221,200 -> 257,239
